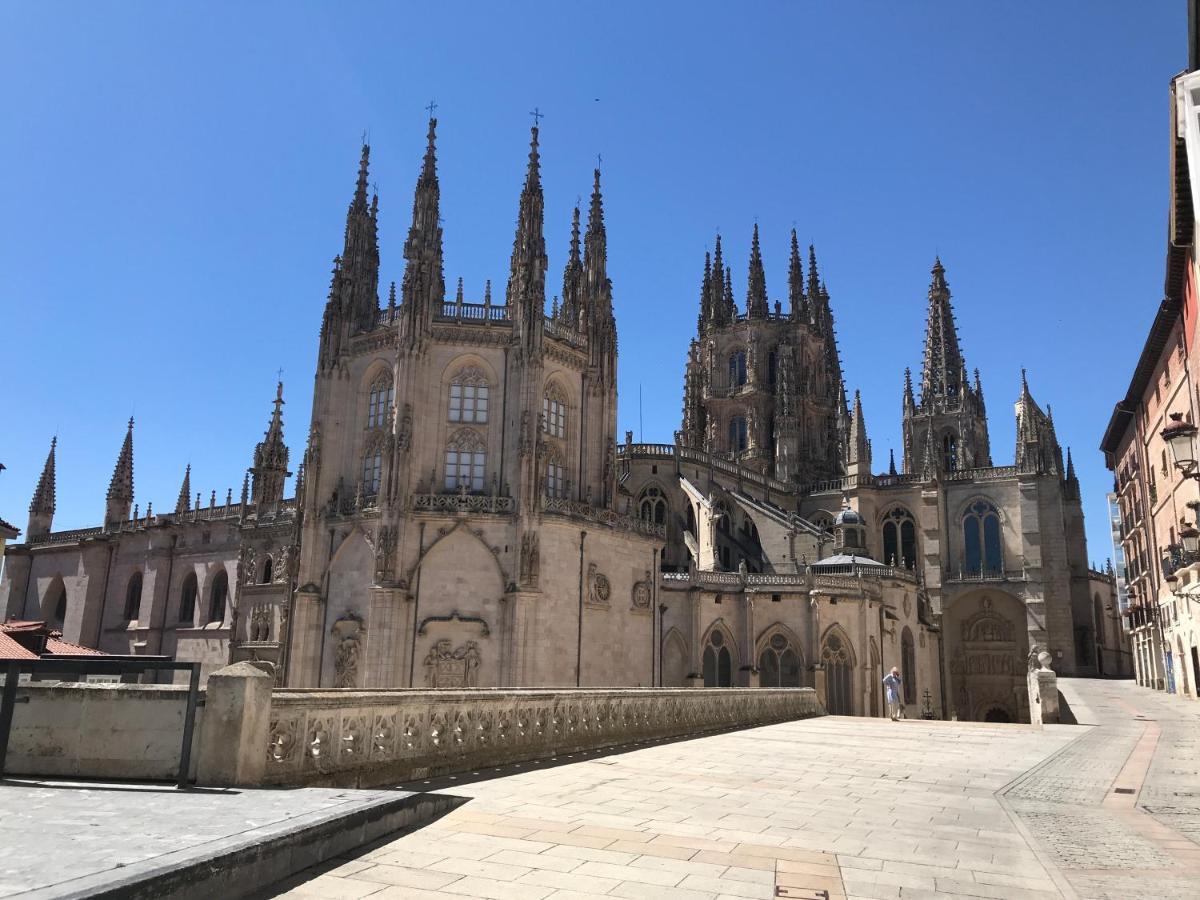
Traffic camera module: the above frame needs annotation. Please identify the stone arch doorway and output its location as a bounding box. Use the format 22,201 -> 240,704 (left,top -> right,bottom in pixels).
944,591 -> 1028,723
983,707 -> 1013,723
821,627 -> 855,715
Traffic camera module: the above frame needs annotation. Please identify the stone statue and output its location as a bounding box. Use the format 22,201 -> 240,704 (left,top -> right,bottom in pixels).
333,634 -> 360,688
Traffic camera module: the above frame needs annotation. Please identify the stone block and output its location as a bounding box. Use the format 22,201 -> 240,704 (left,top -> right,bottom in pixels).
196,660 -> 273,786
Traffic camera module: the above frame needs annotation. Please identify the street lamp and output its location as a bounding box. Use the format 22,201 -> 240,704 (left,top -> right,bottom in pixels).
1181,522 -> 1200,562
1162,412 -> 1200,479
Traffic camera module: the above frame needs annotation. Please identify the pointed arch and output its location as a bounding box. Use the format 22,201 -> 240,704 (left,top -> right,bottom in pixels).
445,426 -> 486,492
542,378 -> 569,440
662,627 -> 689,686
42,574 -> 67,628
901,626 -> 916,704
208,569 -> 229,624
178,570 -> 198,624
701,619 -> 738,687
543,445 -> 567,498
443,357 -> 495,425
403,519 -> 511,592
361,359 -> 395,430
756,622 -> 805,687
123,571 -> 143,621
820,624 -> 856,715
638,482 -> 669,526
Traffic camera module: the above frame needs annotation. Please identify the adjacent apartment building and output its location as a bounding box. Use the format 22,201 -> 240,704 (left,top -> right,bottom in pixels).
1101,62 -> 1200,697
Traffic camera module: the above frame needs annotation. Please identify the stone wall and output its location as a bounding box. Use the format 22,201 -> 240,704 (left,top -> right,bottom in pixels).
5,681 -> 201,781
264,686 -> 823,788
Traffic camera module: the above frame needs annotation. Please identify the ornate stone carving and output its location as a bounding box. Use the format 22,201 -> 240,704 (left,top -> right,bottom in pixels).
374,525 -> 396,580
519,531 -> 540,587
398,403 -> 413,452
631,572 -> 651,611
424,639 -> 481,688
331,616 -> 363,688
274,545 -> 291,584
518,411 -> 533,457
242,546 -> 258,585
249,603 -> 271,642
586,563 -> 611,608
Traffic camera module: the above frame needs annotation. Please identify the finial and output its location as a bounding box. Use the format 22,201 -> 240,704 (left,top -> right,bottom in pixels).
455,276 -> 464,304
484,279 -> 492,305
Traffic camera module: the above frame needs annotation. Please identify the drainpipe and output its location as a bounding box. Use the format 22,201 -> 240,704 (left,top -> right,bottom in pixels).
576,530 -> 587,686
408,521 -> 426,687
650,546 -> 658,685
316,527 -> 335,685
93,541 -> 116,651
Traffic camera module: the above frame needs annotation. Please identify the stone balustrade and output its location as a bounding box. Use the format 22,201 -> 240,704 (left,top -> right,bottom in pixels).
262,686 -> 822,788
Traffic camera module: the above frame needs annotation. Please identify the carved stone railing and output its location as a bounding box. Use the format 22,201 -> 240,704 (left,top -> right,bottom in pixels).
662,563 -> 917,591
27,526 -> 106,546
435,301 -> 511,324
945,568 -> 1026,584
412,493 -> 516,515
540,495 -> 666,539
543,316 -> 588,348
263,687 -> 822,787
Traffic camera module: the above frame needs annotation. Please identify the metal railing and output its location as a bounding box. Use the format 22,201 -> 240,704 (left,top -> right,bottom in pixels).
0,658 -> 201,788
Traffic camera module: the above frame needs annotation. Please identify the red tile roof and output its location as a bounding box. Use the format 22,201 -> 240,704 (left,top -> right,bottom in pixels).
0,620 -> 109,658
0,632 -> 38,660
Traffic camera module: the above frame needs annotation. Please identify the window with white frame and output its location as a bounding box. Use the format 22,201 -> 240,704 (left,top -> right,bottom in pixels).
448,366 -> 489,423
445,428 -> 486,492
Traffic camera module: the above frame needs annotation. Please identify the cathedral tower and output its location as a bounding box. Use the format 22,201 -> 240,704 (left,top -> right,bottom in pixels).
901,258 -> 991,474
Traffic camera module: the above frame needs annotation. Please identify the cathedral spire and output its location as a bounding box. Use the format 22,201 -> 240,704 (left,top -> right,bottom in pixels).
745,223 -> 769,318
902,366 -> 915,411
888,448 -> 897,476
341,142 -> 381,332
847,389 -> 871,474
1014,370 -> 1061,475
400,116 -> 445,351
105,418 -> 134,526
807,244 -> 821,326
507,125 -> 548,354
561,203 -> 583,331
707,234 -> 730,328
787,229 -> 806,320
251,382 -> 291,506
582,165 -> 617,377
175,464 -> 191,514
724,266 -> 735,320
697,250 -> 713,333
27,435 -> 56,538
919,256 -> 966,408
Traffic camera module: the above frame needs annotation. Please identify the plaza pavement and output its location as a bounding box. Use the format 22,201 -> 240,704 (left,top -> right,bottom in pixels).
265,678 -> 1200,900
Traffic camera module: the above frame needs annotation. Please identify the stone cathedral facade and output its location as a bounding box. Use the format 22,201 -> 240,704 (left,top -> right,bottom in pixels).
0,119 -> 1113,721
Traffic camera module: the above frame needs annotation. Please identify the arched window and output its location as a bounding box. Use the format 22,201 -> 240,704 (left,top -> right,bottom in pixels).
366,373 -> 394,429
123,571 -> 143,621
542,386 -> 567,439
728,416 -> 748,452
715,500 -> 731,534
821,631 -> 854,715
261,556 -> 273,585
942,432 -> 958,472
963,499 -> 1002,575
901,627 -> 916,705
50,585 -> 67,628
702,628 -> 733,687
361,447 -> 382,495
545,452 -> 566,499
729,351 -> 747,387
639,487 -> 667,525
882,507 -> 917,569
178,572 -> 198,623
445,428 -> 486,492
759,631 -> 802,687
208,570 -> 229,624
448,366 -> 489,423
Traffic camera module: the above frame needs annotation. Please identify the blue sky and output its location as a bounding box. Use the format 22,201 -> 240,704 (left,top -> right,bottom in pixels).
0,1 -> 1183,562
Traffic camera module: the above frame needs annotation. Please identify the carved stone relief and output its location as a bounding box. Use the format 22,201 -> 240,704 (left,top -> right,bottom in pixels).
586,563 -> 611,608
331,616 -> 363,688
424,639 -> 482,689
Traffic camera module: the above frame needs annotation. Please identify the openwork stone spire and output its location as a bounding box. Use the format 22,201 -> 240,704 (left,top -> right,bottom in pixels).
787,229 -> 806,320
342,143 -> 381,332
175,464 -> 191,514
582,166 -> 617,377
560,204 -> 583,331
106,418 -> 135,525
27,435 -> 57,538
1015,369 -> 1062,475
919,257 -> 966,408
400,117 -> 445,352
251,382 -> 291,505
745,223 -> 769,319
507,125 -> 548,354
696,250 -> 713,333
847,389 -> 870,470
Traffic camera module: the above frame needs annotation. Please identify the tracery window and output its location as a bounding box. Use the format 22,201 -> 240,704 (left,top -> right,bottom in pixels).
545,453 -> 566,499
178,572 -> 198,623
702,628 -> 733,687
729,416 -> 748,453
361,447 -> 382,495
963,499 -> 1002,575
729,351 -> 747,387
208,571 -> 228,624
366,374 -> 394,429
123,571 -> 142,621
881,507 -> 917,569
639,487 -> 667,525
821,631 -> 854,715
943,432 -> 958,472
448,367 -> 489,424
445,428 -> 486,492
542,388 -> 567,439
759,631 -> 802,687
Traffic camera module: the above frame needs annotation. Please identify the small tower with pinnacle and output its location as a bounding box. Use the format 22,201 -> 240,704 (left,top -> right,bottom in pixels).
27,436 -> 57,539
105,418 -> 135,527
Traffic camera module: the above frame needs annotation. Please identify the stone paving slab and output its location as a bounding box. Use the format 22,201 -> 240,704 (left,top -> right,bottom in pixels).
0,778 -> 456,899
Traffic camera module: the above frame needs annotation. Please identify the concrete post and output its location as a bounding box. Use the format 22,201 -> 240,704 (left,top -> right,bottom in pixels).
196,661 -> 273,787
1026,646 -> 1060,726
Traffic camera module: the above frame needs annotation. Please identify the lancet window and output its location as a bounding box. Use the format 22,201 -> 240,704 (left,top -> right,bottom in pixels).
963,499 -> 1002,575
445,428 -> 486,492
448,366 -> 489,424
366,374 -> 394,429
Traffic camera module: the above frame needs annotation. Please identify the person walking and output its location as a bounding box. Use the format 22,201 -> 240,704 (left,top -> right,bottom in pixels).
883,667 -> 903,721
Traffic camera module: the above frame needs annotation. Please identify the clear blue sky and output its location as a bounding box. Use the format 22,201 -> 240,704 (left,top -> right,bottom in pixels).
0,1 -> 1183,563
